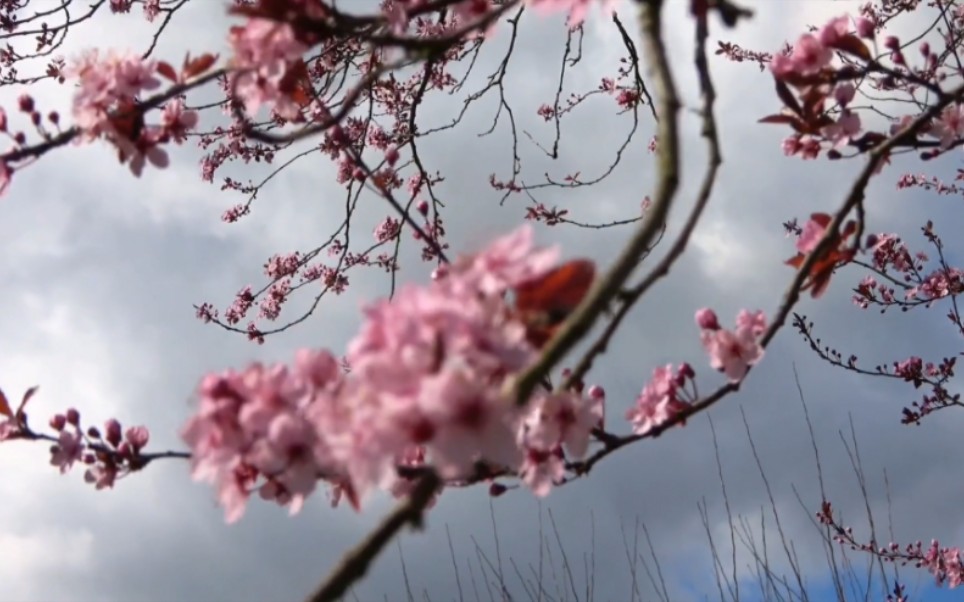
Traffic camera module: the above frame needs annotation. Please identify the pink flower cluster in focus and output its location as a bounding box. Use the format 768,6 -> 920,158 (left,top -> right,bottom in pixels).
181,226 -> 604,522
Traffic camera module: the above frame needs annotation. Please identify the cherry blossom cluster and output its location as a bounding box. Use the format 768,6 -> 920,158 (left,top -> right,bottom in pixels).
817,500 -> 964,589
853,222 -> 964,313
759,12 -> 964,165
181,226 -> 604,522
66,49 -> 204,176
0,386 -> 152,491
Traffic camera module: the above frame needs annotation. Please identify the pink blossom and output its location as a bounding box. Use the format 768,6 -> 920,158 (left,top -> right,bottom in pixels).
373,216 -> 401,243
818,15 -> 851,48
184,225 -> 581,520
50,430 -> 84,474
736,309 -> 767,338
791,35 -> 833,75
456,225 -> 559,295
519,447 -> 564,496
626,365 -> 686,435
821,109 -> 861,148
854,16 -> 875,39
697,309 -> 767,383
84,464 -> 118,490
834,83 -> 855,107
228,18 -> 308,119
522,391 -> 600,459
927,103 -> 964,150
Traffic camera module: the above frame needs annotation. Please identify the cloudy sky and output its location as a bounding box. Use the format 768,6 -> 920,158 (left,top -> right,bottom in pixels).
0,1 -> 962,601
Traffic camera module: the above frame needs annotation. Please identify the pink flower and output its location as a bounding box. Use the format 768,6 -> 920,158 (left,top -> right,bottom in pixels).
818,15 -> 851,48
699,309 -> 767,383
928,103 -> 964,150
834,83 -> 855,107
735,309 -> 767,338
184,225 -> 598,520
791,35 -> 833,75
522,391 -> 600,459
50,430 -> 84,473
456,224 -> 559,295
854,16 -> 875,39
84,464 -> 118,490
821,109 -> 861,148
626,365 -> 687,436
373,216 -> 401,243
228,18 -> 308,119
161,98 -> 198,143
124,426 -> 149,451
519,447 -> 564,496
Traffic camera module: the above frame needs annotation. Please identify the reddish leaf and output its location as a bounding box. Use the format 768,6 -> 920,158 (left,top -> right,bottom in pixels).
0,387 -> 12,418
810,213 -> 832,227
758,113 -> 800,125
156,61 -> 178,83
514,259 -> 595,348
774,78 -> 802,116
16,385 -> 37,418
833,34 -> 872,62
185,53 -> 218,78
776,70 -> 831,89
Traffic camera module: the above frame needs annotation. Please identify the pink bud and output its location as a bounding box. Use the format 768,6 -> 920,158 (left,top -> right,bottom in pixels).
416,199 -> 429,215
385,146 -> 399,166
86,426 -> 101,439
47,111 -> 58,126
125,426 -> 149,451
66,408 -> 80,426
920,42 -> 930,57
489,483 -> 507,497
891,51 -> 905,66
678,362 -> 695,380
834,83 -> 855,107
105,419 -> 122,447
854,17 -> 874,39
695,308 -> 720,331
17,95 -> 33,113
587,384 -> 605,400
49,414 -> 66,431
117,441 -> 131,457
0,108 -> 7,132
431,266 -> 448,281
884,36 -> 900,51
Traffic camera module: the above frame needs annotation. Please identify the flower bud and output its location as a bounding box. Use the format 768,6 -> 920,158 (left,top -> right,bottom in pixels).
695,308 -> 720,331
854,17 -> 874,39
